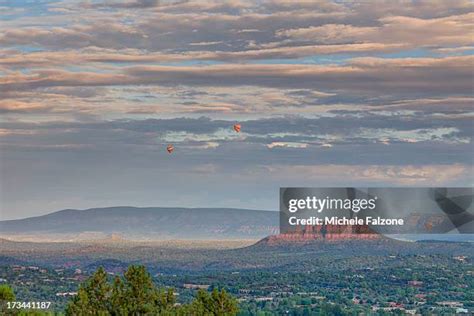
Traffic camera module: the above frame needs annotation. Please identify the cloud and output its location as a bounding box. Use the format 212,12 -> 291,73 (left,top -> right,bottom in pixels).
261,164 -> 471,185
3,0 -> 471,55
1,115 -> 471,164
277,24 -> 378,44
0,100 -> 51,113
0,44 -> 407,71
350,0 -> 473,20
4,55 -> 469,97
277,13 -> 474,47
385,97 -> 474,112
120,56 -> 470,95
0,0 -> 472,215
89,0 -> 160,9
267,142 -> 308,149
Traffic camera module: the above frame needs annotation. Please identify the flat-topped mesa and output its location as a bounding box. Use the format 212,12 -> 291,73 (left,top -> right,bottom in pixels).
272,224 -> 381,243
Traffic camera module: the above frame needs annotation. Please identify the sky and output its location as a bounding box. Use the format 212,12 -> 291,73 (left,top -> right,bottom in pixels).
0,0 -> 473,220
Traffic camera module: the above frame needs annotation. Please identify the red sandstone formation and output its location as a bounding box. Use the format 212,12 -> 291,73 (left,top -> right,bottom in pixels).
268,224 -> 381,245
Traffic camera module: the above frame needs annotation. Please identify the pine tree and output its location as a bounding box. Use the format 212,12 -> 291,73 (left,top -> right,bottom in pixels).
110,276 -> 127,316
0,284 -> 16,315
66,267 -> 110,315
0,284 -> 15,301
65,265 -> 239,315
120,265 -> 159,314
191,288 -> 239,316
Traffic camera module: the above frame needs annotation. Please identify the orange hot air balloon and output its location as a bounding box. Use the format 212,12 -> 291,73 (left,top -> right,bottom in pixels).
424,222 -> 433,232
233,124 -> 241,133
166,144 -> 174,154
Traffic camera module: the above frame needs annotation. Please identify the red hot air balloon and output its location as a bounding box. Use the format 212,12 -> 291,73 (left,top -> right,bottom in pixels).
233,124 -> 241,133
166,144 -> 174,154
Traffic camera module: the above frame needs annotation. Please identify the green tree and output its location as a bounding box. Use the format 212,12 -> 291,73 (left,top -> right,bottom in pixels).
0,284 -> 16,315
66,265 -> 238,315
109,276 -> 126,315
66,267 -> 110,315
0,285 -> 53,316
191,288 -> 238,316
319,303 -> 348,316
156,288 -> 176,313
120,265 -> 163,314
0,284 -> 15,301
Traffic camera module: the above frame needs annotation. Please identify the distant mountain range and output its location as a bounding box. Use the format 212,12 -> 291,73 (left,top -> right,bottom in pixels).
2,207 -> 472,243
0,207 -> 279,240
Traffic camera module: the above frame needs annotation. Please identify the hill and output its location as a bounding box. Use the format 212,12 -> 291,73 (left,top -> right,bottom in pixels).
0,207 -> 279,241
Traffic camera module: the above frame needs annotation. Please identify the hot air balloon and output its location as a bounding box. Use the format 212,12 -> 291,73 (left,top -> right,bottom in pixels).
424,222 -> 433,232
233,124 -> 241,133
166,144 -> 174,154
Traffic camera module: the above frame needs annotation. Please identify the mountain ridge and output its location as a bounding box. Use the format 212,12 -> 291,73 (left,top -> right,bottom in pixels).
0,206 -> 279,240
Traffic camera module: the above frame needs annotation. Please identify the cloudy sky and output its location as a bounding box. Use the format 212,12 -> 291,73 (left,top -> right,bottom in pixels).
0,0 -> 473,219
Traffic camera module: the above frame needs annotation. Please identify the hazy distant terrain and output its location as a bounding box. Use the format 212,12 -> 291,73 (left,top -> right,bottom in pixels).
0,236 -> 472,273
0,207 -> 279,241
